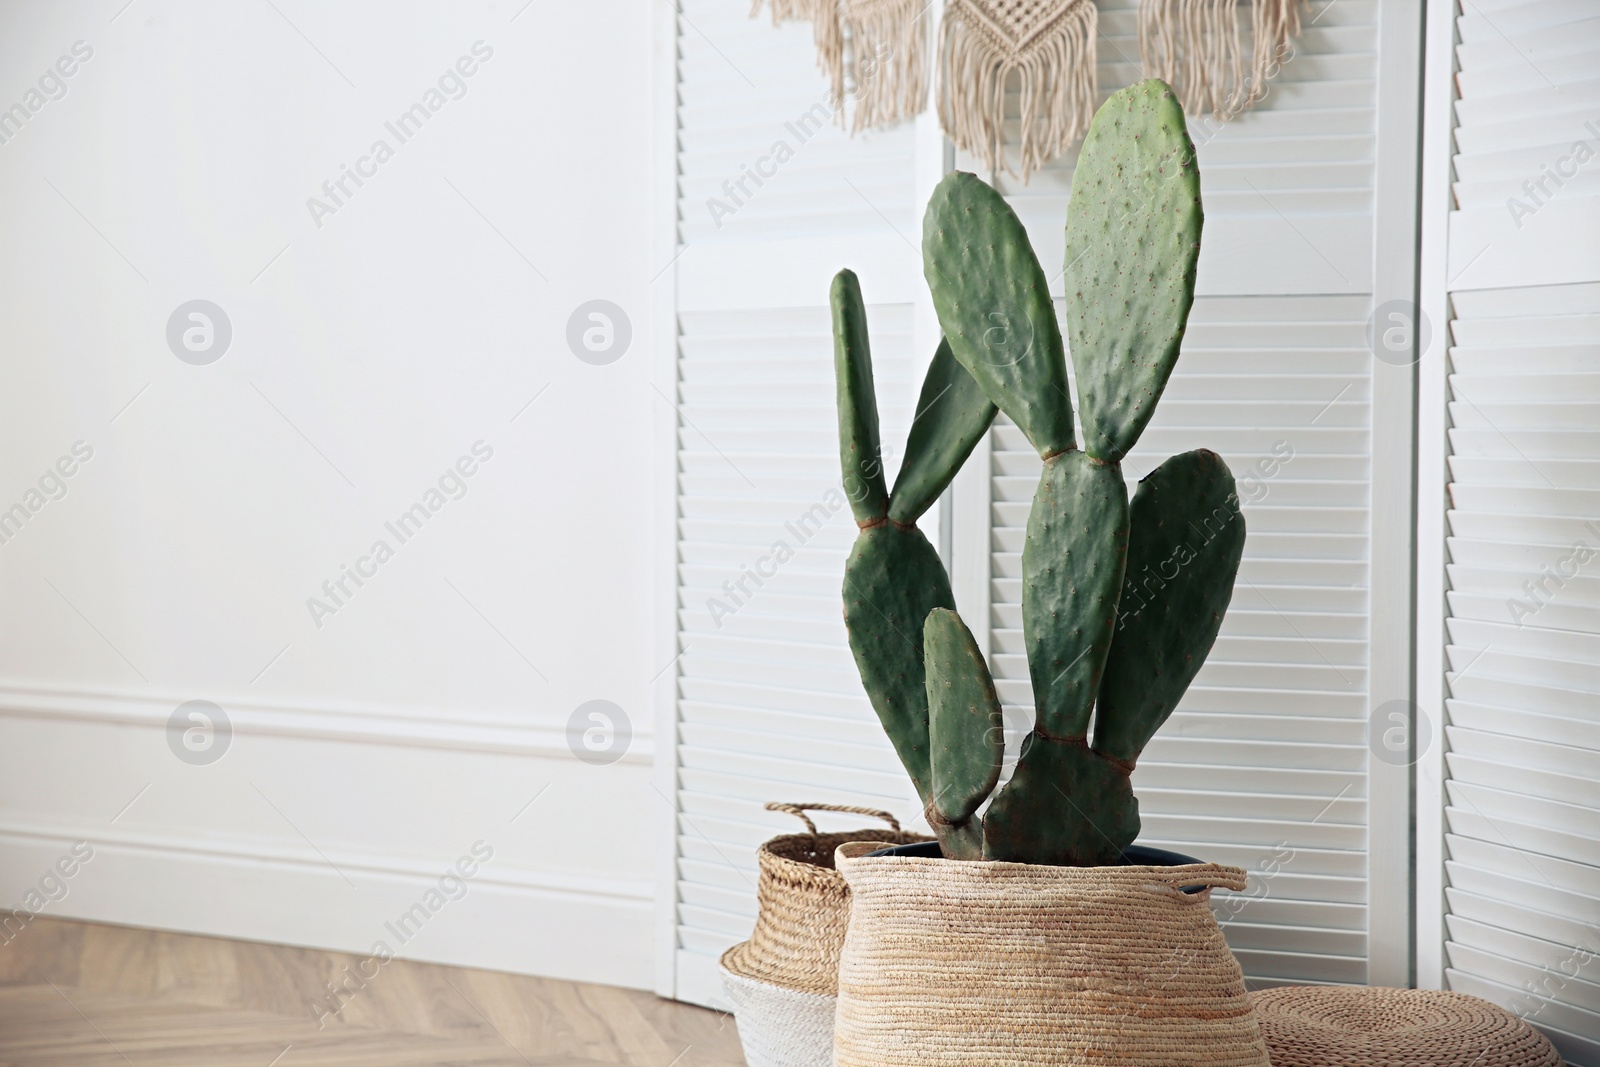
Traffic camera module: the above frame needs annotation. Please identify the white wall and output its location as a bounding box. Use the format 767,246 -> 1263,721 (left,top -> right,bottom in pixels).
0,0 -> 659,989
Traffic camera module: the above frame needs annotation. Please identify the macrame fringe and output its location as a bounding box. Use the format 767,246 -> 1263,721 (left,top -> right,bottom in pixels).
937,0 -> 1097,180
1140,0 -> 1301,120
814,0 -> 847,117
843,0 -> 930,132
750,0 -> 815,26
812,0 -> 930,132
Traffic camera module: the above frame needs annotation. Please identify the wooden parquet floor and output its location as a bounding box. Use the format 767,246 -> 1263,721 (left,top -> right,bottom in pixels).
0,918 -> 746,1066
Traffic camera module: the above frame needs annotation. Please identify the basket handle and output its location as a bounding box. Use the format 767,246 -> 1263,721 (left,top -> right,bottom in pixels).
1146,864 -> 1249,893
765,802 -> 902,836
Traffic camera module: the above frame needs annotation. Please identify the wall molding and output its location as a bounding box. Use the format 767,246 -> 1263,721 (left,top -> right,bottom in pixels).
0,819 -> 654,990
0,820 -> 652,905
0,680 -> 653,764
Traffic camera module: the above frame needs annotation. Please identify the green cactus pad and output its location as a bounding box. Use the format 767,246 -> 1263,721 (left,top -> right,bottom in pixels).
832,269 -> 890,524
924,607 -> 1003,859
1094,449 -> 1245,766
888,338 -> 998,524
1023,450 -> 1130,741
923,172 -> 1075,459
1064,79 -> 1202,463
843,522 -> 955,802
982,733 -> 1139,866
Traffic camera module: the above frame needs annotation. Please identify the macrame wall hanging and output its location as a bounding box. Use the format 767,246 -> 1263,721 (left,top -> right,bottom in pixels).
1139,0 -> 1301,119
747,0 -> 1299,177
938,0 -> 1098,180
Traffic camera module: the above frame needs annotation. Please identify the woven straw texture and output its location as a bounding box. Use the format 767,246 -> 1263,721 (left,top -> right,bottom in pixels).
720,805 -> 928,998
721,966 -> 837,1067
833,840 -> 1271,1067
1251,986 -> 1563,1067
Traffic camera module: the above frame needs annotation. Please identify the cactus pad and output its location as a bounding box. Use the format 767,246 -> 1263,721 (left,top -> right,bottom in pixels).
1064,80 -> 1202,463
832,269 -> 890,524
924,607 -> 1004,860
842,522 -> 954,802
1094,449 -> 1245,766
982,733 -> 1139,866
1022,450 -> 1130,741
924,172 -> 1075,459
888,338 -> 998,524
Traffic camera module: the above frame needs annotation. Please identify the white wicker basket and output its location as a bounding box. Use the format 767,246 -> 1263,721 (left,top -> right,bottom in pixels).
721,964 -> 836,1067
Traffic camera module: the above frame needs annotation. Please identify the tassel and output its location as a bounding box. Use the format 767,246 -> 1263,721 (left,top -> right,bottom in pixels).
814,0 -> 847,120
811,0 -> 931,131
750,0 -> 815,25
937,0 -> 1098,181
1140,0 -> 1301,120
841,0 -> 931,132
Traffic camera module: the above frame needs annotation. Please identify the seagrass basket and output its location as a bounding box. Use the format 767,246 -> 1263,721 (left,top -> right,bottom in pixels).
832,839 -> 1273,1067
720,803 -> 928,1067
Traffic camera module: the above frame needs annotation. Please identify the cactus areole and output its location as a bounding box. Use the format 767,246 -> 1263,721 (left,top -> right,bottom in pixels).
834,80 -> 1245,868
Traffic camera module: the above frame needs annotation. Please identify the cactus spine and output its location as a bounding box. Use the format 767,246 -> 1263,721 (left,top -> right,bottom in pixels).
835,80 -> 1246,866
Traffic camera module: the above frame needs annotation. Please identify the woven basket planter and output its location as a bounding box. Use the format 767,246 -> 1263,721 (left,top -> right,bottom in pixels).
720,804 -> 929,1067
832,840 -> 1273,1067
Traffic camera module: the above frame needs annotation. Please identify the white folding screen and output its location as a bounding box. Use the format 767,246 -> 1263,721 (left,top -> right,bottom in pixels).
1418,1 -> 1600,1061
655,0 -> 1423,1006
652,1 -> 935,1007
958,0 -> 1422,988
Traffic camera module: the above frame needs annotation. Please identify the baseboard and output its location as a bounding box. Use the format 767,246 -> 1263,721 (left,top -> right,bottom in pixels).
0,821 -> 655,991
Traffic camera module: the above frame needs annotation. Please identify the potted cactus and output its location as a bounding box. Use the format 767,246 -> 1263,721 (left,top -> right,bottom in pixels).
828,81 -> 1271,1067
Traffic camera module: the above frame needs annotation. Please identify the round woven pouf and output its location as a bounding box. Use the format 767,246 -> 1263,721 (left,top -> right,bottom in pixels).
1250,986 -> 1562,1067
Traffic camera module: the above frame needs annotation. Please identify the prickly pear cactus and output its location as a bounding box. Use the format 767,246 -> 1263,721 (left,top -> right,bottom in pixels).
834,80 -> 1247,868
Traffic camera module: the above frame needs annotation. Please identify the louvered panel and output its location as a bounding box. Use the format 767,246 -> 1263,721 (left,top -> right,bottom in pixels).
1446,0 -> 1600,298
1447,918 -> 1600,1015
674,2 -> 914,247
1448,836 -> 1599,899
668,0 -> 926,1008
668,302 -> 921,1011
1447,887 -> 1599,952
1450,970 -> 1600,1067
1439,237 -> 1600,1056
